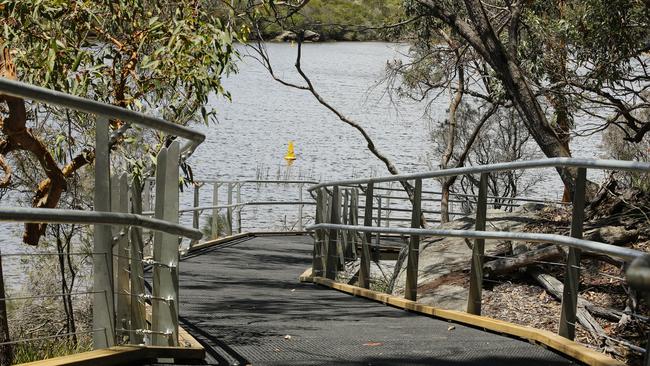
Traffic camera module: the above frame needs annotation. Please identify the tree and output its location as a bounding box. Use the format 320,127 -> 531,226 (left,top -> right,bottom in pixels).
405,0 -> 650,195
1,2 -> 237,360
384,21 -> 503,221
1,0 -> 238,245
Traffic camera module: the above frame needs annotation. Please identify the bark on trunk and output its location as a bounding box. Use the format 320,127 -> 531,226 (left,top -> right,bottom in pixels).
439,31 -> 464,224
484,245 -> 565,275
416,0 -> 577,191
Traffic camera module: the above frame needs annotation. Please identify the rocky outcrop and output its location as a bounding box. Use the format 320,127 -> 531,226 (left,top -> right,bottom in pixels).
273,30 -> 320,42
391,208 -> 540,310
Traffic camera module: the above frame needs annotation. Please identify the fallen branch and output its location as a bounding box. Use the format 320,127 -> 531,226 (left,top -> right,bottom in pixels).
527,266 -> 623,355
484,245 -> 564,275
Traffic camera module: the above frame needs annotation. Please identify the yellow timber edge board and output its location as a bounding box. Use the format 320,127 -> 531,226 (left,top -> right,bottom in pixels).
298,267 -> 313,282
18,344 -> 204,366
301,274 -> 624,366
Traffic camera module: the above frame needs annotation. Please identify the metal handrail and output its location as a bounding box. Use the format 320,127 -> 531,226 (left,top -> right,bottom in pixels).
176,200 -> 316,214
307,223 -> 644,261
0,207 -> 202,240
308,158 -> 650,190
372,186 -> 567,205
309,157 -> 650,349
0,78 -> 205,144
0,79 -> 206,350
191,179 -> 320,185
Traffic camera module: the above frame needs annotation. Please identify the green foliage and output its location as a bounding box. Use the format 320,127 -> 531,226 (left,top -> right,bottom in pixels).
213,0 -> 403,41
0,1 -> 239,361
297,0 -> 402,41
522,0 -> 650,82
2,0 -> 238,123
201,212 -> 230,238
1,0 -> 241,201
12,336 -> 92,364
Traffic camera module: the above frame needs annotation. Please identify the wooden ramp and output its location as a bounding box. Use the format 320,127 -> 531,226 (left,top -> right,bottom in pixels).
176,235 -> 577,366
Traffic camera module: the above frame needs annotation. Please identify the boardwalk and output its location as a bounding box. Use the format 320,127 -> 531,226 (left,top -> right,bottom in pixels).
178,235 -> 575,366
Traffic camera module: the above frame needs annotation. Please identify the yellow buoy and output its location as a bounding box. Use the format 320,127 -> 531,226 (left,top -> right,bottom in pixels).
284,141 -> 296,161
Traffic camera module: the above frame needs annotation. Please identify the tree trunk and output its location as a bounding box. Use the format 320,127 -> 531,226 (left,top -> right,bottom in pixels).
55,227 -> 77,345
546,0 -> 573,202
388,242 -> 409,294
0,252 -> 13,366
439,31 -> 464,224
440,180 -> 452,223
417,0 -> 577,191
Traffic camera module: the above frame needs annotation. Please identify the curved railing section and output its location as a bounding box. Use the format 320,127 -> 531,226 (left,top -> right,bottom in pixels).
141,179 -> 319,243
0,78 -> 204,352
306,158 -> 650,355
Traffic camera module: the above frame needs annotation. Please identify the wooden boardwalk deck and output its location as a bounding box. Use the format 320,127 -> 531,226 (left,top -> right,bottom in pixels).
177,235 -> 576,366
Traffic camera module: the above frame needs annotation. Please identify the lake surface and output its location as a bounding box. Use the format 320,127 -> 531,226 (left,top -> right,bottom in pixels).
191,42 -> 604,184
0,42 -> 605,287
183,42 -> 605,229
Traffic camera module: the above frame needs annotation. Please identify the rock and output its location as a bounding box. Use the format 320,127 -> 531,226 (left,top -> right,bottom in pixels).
516,203 -> 547,213
273,30 -> 320,42
595,226 -> 639,245
274,31 -> 296,42
304,30 -> 320,41
391,210 -> 538,310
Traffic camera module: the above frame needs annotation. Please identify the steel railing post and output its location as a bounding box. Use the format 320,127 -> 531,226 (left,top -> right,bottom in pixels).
322,188 -> 332,275
143,179 -> 153,257
350,188 -> 359,261
236,183 -> 242,234
341,189 -> 350,263
385,187 -> 391,228
359,183 -> 374,289
212,183 -> 219,238
129,175 -> 146,345
467,173 -> 488,315
152,141 -> 180,346
192,184 -> 200,230
93,117 -> 115,349
227,183 -> 233,236
326,186 -> 340,280
298,184 -> 304,231
313,188 -> 325,277
142,180 -> 151,212
112,173 -> 130,343
405,179 -> 422,301
559,167 -> 587,340
374,196 -> 382,262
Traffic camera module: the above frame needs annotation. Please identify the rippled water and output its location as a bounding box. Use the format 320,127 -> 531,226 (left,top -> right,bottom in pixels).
191,42 -> 438,181
191,42 -> 604,184
182,42 -> 605,228
1,42 -> 605,286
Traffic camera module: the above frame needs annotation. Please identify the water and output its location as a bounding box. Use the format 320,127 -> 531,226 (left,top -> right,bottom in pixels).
183,42 -> 605,227
190,42 -> 604,183
191,42 -> 438,181
1,42 -> 606,285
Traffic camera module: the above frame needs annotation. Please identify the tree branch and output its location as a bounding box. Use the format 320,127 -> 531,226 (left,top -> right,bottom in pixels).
292,36 -> 414,198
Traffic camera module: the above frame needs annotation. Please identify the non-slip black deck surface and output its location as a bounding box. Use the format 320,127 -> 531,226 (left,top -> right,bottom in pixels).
179,235 -> 575,366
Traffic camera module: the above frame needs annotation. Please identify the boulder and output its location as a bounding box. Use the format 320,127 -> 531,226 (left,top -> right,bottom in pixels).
273,30 -> 320,42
